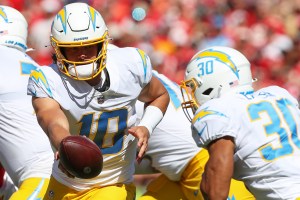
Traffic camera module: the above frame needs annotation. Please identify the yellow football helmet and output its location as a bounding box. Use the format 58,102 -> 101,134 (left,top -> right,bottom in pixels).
50,2 -> 109,80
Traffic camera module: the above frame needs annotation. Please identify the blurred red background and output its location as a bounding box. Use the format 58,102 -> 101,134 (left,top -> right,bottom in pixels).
2,0 -> 300,99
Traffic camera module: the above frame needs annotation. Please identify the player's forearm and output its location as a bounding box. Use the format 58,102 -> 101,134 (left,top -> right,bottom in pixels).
37,118 -> 69,150
47,121 -> 70,150
146,91 -> 169,114
201,137 -> 234,199
42,108 -> 70,150
138,76 -> 170,114
33,97 -> 71,149
137,90 -> 169,135
200,164 -> 231,199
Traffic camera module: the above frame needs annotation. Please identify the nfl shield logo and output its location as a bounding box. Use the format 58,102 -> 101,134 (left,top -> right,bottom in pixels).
97,95 -> 105,104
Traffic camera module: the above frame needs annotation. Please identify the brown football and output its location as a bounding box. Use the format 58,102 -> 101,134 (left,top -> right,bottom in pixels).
59,135 -> 103,179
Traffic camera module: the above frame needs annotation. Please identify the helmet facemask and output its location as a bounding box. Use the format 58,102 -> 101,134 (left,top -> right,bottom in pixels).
180,78 -> 201,122
51,31 -> 109,80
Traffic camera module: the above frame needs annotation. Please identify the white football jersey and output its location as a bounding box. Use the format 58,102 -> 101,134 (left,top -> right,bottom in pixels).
192,86 -> 300,199
27,46 -> 153,190
136,71 -> 201,181
0,45 -> 53,187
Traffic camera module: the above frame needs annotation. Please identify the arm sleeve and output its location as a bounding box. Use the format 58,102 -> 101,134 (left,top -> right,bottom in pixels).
192,105 -> 236,147
27,68 -> 53,98
134,48 -> 153,88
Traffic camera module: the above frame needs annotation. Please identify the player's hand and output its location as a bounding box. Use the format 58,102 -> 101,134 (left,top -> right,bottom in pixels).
128,126 -> 149,164
55,151 -> 75,178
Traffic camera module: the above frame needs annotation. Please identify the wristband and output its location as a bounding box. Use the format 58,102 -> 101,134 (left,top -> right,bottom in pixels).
138,105 -> 164,136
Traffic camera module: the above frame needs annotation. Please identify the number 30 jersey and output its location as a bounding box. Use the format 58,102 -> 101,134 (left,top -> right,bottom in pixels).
192,86 -> 300,200
27,46 -> 152,190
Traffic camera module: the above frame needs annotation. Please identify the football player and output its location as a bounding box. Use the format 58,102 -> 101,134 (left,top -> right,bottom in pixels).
135,71 -> 254,200
181,46 -> 300,199
27,2 -> 169,200
0,5 -> 53,200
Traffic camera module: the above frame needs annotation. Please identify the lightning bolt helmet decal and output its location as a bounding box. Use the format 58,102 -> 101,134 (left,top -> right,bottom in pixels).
56,7 -> 67,34
191,48 -> 239,79
88,5 -> 97,31
0,7 -> 8,23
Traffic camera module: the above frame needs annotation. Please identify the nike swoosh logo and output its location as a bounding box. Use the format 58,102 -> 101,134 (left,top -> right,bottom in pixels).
194,190 -> 199,196
227,195 -> 236,200
198,124 -> 207,136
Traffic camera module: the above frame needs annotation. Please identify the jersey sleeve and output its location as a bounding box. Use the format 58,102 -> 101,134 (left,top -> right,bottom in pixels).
132,48 -> 153,88
27,67 -> 53,98
192,102 -> 236,148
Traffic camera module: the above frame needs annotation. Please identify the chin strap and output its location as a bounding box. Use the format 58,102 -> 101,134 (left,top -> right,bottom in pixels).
67,62 -> 98,79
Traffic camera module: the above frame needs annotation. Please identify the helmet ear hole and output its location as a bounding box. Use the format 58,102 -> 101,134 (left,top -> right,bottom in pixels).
203,88 -> 213,95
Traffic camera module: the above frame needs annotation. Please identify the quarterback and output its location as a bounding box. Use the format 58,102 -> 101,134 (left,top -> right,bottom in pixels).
27,3 -> 169,200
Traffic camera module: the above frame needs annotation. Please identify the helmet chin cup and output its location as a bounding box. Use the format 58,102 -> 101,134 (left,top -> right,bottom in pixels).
68,63 -> 98,79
